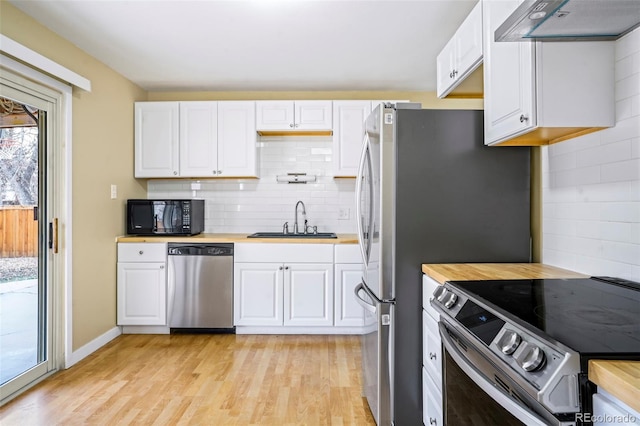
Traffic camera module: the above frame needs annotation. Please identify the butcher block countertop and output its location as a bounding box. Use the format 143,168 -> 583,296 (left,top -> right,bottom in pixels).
589,360 -> 640,413
422,263 -> 639,413
116,233 -> 358,244
421,263 -> 586,284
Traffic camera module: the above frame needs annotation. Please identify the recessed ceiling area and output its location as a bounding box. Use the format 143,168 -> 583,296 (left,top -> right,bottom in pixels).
8,0 -> 478,92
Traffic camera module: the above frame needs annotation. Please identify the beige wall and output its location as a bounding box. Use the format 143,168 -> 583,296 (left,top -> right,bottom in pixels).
1,1 -> 147,350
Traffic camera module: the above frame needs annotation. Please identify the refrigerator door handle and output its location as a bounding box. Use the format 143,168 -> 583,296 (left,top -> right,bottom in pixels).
354,282 -> 377,314
355,133 -> 370,266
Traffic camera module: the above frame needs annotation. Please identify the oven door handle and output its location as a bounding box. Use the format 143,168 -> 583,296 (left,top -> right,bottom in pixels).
439,322 -> 550,426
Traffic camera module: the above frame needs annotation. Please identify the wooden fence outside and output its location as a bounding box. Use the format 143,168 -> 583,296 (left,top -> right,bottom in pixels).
0,206 -> 38,257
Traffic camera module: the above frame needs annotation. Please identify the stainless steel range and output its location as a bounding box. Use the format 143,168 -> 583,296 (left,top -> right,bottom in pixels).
431,276 -> 640,426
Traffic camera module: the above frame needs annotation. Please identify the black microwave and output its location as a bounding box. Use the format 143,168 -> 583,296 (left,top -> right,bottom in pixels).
126,199 -> 205,236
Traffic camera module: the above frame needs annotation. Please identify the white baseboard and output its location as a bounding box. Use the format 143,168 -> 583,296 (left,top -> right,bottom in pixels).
235,326 -> 364,335
121,326 -> 170,334
65,326 -> 121,368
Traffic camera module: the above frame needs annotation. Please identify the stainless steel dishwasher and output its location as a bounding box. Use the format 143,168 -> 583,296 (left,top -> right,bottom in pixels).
167,243 -> 234,331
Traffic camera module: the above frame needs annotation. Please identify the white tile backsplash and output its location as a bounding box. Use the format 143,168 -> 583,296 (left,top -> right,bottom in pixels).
542,28 -> 640,281
148,135 -> 358,234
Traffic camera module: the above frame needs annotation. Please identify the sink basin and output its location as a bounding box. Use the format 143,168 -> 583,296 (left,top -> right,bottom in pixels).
248,232 -> 338,239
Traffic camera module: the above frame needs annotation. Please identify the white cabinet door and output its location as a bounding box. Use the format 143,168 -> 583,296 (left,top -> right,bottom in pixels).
423,367 -> 444,426
332,101 -> 371,177
436,2 -> 483,99
117,262 -> 167,325
256,100 -> 332,131
284,263 -> 334,326
436,37 -> 457,98
334,263 -> 364,327
234,262 -> 284,326
179,101 -> 218,177
483,0 -> 536,144
256,101 -> 294,130
294,101 -> 332,130
134,102 -> 179,178
455,2 -> 483,81
217,101 -> 257,177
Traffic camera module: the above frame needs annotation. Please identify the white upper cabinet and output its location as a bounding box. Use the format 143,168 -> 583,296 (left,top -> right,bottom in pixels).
217,101 -> 257,177
483,0 -> 614,146
179,101 -> 218,177
135,101 -> 257,178
436,2 -> 483,98
135,102 -> 179,178
256,100 -> 332,132
332,101 -> 372,177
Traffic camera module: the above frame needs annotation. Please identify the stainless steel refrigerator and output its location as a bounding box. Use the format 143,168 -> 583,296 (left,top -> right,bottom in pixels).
354,104 -> 531,425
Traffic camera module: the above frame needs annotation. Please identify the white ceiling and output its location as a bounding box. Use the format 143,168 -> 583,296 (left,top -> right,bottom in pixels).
9,0 -> 479,92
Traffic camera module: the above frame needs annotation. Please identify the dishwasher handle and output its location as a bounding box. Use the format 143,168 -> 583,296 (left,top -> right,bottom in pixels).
167,243 -> 234,256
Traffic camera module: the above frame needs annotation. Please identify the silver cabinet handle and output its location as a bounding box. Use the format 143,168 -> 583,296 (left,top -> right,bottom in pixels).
285,266 -> 289,270
279,266 -> 283,270
218,170 -> 222,175
520,114 -> 529,123
430,418 -> 437,425
212,170 -> 217,175
160,265 -> 164,269
173,171 -> 177,175
289,123 -> 294,128
429,352 -> 437,360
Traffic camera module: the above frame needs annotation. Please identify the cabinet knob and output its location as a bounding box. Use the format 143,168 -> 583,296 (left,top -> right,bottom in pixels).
213,170 -> 217,175
218,170 -> 222,175
138,250 -> 144,255
520,114 -> 529,123
289,123 -> 294,128
430,418 -> 437,425
429,352 -> 437,360
285,266 -> 289,270
173,171 -> 178,175
160,265 -> 164,269
449,71 -> 454,79
279,266 -> 283,270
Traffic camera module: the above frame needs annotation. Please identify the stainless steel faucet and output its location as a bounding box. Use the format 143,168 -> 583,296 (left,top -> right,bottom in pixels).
293,200 -> 307,234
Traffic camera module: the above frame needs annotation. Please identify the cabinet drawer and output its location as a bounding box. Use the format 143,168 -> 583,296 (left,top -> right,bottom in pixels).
118,243 -> 167,262
334,244 -> 362,263
423,310 -> 443,388
234,243 -> 333,263
423,275 -> 441,322
423,367 -> 444,426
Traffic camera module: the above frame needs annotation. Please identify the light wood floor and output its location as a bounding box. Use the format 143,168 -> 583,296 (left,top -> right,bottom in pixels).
0,334 -> 376,425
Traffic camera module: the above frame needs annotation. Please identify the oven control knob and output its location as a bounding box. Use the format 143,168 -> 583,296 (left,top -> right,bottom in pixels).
498,330 -> 522,355
433,286 -> 447,303
443,292 -> 458,309
519,346 -> 546,372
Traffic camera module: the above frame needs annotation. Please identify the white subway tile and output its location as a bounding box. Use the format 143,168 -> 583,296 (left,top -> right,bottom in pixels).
615,27 -> 640,61
601,158 -> 640,183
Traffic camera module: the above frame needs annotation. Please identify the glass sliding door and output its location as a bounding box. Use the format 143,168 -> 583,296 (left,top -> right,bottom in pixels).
0,88 -> 56,403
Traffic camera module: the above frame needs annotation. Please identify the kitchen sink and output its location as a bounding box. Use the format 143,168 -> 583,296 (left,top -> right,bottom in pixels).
248,232 -> 338,239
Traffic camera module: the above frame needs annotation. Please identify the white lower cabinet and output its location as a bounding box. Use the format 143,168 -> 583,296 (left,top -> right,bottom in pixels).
423,274 -> 443,425
233,261 -> 333,326
592,389 -> 640,426
334,263 -> 364,327
285,263 -> 333,326
117,243 -> 167,326
234,243 -> 337,331
233,262 -> 284,326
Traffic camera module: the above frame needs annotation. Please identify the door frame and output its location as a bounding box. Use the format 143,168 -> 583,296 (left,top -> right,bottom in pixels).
1,54 -> 73,396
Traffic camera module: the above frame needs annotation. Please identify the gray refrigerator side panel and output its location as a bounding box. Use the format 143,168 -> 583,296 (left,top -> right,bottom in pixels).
391,109 -> 531,426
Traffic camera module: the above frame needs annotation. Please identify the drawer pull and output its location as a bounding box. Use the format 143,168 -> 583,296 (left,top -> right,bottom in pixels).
429,352 -> 437,360
138,251 -> 144,255
430,417 -> 437,425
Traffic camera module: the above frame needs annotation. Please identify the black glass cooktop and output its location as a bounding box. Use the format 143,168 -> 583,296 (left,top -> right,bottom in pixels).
448,277 -> 640,356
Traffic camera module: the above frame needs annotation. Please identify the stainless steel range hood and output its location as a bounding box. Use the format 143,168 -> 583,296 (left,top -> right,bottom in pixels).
495,0 -> 640,42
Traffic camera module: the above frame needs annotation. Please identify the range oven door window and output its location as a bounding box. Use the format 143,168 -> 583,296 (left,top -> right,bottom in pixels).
440,322 -> 558,426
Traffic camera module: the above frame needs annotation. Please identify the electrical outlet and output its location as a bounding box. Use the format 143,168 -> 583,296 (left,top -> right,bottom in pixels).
110,184 -> 117,200
338,208 -> 350,220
